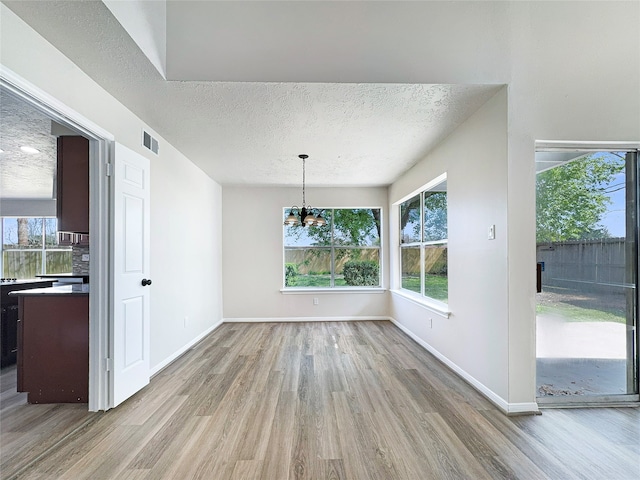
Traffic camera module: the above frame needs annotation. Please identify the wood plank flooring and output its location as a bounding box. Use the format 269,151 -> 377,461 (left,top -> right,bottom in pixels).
1,321 -> 639,479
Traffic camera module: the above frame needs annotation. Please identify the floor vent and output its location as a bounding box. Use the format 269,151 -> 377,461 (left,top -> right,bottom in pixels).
142,130 -> 159,155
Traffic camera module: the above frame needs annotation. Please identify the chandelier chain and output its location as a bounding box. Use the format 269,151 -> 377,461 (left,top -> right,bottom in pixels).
302,156 -> 306,207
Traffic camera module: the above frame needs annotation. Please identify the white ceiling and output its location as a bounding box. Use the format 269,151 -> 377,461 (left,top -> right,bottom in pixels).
3,0 -> 503,187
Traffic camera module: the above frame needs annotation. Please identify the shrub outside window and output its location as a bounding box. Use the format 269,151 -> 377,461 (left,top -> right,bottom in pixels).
284,208 -> 381,288
400,179 -> 448,303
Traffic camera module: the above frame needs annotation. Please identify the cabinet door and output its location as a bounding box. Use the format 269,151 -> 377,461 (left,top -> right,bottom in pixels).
57,136 -> 89,233
20,296 -> 89,403
58,232 -> 74,246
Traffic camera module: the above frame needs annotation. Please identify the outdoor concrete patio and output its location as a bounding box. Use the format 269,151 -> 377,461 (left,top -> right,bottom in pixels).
536,314 -> 629,397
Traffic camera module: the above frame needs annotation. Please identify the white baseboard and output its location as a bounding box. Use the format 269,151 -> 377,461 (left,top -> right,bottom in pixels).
223,316 -> 391,323
389,318 -> 539,415
150,319 -> 223,376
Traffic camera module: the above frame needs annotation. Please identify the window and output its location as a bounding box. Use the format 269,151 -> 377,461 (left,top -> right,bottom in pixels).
1,217 -> 72,278
284,208 -> 381,288
399,176 -> 448,303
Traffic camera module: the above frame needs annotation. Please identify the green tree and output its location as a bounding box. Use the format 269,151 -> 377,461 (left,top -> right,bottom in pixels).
287,209 -> 380,247
400,195 -> 420,242
423,192 -> 447,241
400,192 -> 447,242
536,154 -> 624,243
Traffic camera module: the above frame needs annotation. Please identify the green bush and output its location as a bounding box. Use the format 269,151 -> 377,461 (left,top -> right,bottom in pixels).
285,263 -> 298,286
343,260 -> 379,286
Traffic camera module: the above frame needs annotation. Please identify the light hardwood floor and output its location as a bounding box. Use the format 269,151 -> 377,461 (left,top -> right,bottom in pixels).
1,321 -> 639,479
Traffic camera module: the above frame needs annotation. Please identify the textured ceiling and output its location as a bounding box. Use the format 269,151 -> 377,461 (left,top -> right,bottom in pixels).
0,91 -> 57,199
3,0 -> 502,187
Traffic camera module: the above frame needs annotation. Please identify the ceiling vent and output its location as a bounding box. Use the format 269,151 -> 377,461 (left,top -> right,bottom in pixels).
142,130 -> 159,155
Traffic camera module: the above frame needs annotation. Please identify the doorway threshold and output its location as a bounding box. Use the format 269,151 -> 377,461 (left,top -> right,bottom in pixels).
537,394 -> 639,409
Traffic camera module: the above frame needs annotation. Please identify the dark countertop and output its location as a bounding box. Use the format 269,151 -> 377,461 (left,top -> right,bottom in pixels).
36,274 -> 89,283
1,278 -> 55,287
8,284 -> 90,296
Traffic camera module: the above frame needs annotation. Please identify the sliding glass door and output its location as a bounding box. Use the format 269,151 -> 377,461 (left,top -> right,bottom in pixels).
535,149 -> 638,403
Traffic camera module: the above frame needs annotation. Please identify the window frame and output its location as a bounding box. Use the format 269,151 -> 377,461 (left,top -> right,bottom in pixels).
282,207 -> 383,291
398,174 -> 448,307
1,216 -> 73,278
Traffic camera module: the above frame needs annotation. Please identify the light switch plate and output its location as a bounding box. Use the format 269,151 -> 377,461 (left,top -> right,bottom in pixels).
488,225 -> 495,240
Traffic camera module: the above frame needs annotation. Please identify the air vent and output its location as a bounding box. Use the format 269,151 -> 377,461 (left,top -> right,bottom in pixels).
142,130 -> 159,155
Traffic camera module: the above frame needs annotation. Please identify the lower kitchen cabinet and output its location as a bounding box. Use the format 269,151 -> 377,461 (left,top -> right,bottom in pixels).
17,294 -> 89,403
1,280 -> 54,368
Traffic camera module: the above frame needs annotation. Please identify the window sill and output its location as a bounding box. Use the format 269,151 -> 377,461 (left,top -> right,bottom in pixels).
281,287 -> 387,295
390,289 -> 451,318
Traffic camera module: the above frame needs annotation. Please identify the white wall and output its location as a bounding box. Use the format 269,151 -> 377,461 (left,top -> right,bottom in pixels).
503,2 -> 640,406
0,5 -> 223,370
102,0 -> 166,79
222,186 -> 388,320
390,2 -> 639,412
389,88 -> 510,407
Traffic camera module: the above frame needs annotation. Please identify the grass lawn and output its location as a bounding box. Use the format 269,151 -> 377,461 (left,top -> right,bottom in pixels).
289,274 -> 347,287
401,274 -> 448,302
536,303 -> 625,324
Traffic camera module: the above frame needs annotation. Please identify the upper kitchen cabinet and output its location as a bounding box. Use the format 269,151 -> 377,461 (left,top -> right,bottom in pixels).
56,136 -> 89,234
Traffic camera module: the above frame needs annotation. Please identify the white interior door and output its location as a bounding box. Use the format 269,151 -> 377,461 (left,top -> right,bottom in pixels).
111,142 -> 151,407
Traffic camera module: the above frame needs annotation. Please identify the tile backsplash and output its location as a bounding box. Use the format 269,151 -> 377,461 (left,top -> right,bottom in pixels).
72,245 -> 90,275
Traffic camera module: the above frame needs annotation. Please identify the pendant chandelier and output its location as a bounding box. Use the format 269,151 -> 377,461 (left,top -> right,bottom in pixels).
284,154 -> 326,227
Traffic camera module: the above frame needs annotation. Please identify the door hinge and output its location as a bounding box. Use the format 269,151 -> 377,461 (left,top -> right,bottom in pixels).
105,358 -> 113,372
105,163 -> 113,177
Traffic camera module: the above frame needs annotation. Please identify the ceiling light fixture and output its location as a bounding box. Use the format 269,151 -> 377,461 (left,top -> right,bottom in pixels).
284,154 -> 326,228
20,146 -> 40,154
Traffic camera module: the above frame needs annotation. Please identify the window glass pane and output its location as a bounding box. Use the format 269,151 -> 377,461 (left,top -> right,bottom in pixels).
400,195 -> 421,243
284,209 -> 332,247
401,246 -> 421,292
424,191 -> 447,242
45,250 -> 73,274
23,218 -> 43,248
3,250 -> 43,278
335,248 -> 380,287
2,218 -> 43,249
2,218 -> 19,248
44,218 -> 59,248
333,209 -> 381,246
424,245 -> 448,302
284,248 -> 331,287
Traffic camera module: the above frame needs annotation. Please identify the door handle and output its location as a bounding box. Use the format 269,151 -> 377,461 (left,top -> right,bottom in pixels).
141,279 -> 152,287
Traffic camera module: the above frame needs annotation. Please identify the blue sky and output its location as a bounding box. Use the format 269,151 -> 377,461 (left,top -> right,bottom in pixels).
600,170 -> 626,237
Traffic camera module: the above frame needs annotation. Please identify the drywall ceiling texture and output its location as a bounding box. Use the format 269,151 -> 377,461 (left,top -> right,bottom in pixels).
0,90 -> 56,199
2,0 -> 502,187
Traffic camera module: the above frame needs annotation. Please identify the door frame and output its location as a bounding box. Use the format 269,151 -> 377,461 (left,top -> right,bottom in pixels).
534,140 -> 640,407
1,65 -> 113,411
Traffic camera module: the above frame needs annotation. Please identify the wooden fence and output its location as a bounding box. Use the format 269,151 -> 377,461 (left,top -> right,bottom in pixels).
536,238 -> 632,294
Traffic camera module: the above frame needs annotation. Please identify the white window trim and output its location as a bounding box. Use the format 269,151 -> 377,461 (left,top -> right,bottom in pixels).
391,289 -> 451,318
398,174 -> 449,306
281,287 -> 386,294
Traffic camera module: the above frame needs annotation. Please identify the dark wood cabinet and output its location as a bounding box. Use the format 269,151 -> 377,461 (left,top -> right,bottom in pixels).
57,136 -> 89,234
1,280 -> 54,368
16,294 -> 89,403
